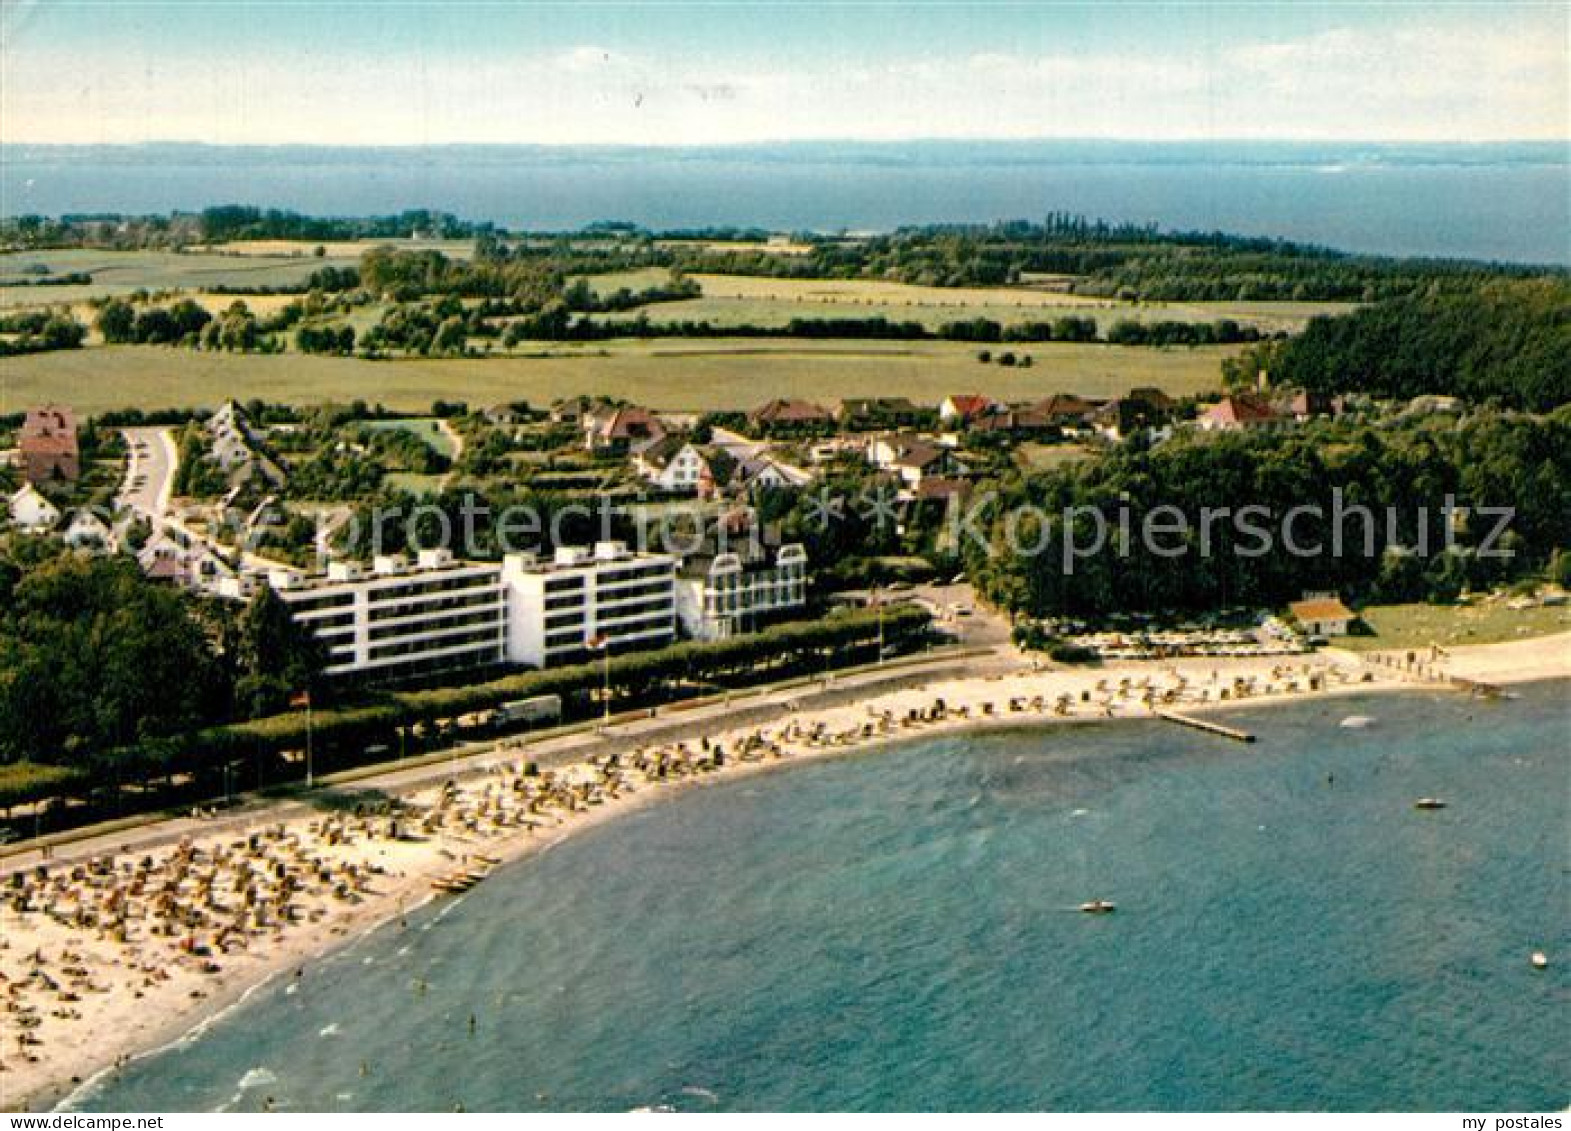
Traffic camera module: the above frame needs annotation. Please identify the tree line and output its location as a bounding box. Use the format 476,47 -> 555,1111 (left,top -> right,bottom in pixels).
1225,279 -> 1570,412
966,409 -> 1571,621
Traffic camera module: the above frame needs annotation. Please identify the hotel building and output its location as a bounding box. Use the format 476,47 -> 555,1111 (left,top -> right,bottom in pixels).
243,540 -> 792,681
264,549 -> 507,681
502,542 -> 678,668
675,543 -> 808,641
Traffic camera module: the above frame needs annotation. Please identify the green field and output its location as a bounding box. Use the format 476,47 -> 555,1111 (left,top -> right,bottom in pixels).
362,416 -> 457,456
588,273 -> 1352,334
0,239 -> 471,309
579,267 -> 676,295
1330,599 -> 1571,651
1016,442 -> 1097,470
0,339 -> 1235,415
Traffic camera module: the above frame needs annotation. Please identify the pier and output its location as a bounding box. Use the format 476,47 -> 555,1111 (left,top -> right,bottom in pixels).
1156,711 -> 1256,743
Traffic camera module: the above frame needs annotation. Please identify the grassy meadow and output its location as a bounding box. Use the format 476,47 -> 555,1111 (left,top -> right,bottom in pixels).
1330,600 -> 1571,651
0,339 -> 1235,415
363,416 -> 458,456
0,239 -> 471,309
591,272 -> 1353,334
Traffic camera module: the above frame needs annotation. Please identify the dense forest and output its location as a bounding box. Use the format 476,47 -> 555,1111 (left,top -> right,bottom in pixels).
966,409 -> 1571,621
1225,279 -> 1571,412
0,547 -> 326,767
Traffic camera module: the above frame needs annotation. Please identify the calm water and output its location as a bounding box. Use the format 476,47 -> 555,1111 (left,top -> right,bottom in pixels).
5,141 -> 1568,264
77,682 -> 1569,1112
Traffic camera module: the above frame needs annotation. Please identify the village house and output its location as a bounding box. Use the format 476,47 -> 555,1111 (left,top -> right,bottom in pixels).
1279,390 -> 1341,422
938,394 -> 999,426
7,482 -> 61,531
549,395 -> 606,426
837,397 -> 924,431
748,398 -> 834,434
867,435 -> 968,489
734,452 -> 813,492
137,531 -> 236,589
62,508 -> 117,553
1032,393 -> 1102,430
1199,393 -> 1281,432
584,405 -> 666,453
969,404 -> 1055,437
19,404 -> 80,485
633,436 -> 733,495
1093,390 -> 1176,442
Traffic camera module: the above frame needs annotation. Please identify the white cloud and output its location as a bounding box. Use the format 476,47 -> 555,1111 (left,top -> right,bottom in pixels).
2,21 -> 1565,144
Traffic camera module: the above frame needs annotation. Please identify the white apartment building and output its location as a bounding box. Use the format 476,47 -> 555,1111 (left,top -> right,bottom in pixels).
676,543 -> 808,641
502,542 -> 678,668
266,549 -> 508,681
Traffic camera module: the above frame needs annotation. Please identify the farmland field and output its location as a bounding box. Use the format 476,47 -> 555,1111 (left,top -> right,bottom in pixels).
0,239 -> 469,308
589,273 -> 1353,333
0,339 -> 1236,415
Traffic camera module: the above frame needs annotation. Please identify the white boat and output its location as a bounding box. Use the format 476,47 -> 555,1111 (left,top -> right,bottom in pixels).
1413,797 -> 1448,810
1339,715 -> 1375,729
1079,899 -> 1117,915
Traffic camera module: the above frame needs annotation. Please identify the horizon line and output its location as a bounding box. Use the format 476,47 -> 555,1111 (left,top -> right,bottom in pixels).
4,136 -> 1567,150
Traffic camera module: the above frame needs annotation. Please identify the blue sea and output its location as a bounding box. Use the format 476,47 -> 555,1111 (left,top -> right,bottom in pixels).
3,141 -> 1567,264
74,681 -> 1568,1112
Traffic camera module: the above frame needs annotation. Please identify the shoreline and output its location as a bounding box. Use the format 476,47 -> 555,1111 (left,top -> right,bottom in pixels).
9,633 -> 1568,1113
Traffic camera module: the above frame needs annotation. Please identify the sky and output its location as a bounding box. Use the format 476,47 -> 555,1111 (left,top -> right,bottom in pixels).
1,1 -> 1566,145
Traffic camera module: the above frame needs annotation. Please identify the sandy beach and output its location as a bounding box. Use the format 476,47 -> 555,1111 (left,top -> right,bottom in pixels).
4,632 -> 1567,1112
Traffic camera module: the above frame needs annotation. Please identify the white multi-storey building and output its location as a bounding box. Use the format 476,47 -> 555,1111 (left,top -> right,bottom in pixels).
266,549 -> 507,681
676,543 -> 807,641
502,542 -> 678,668
248,539 -> 792,682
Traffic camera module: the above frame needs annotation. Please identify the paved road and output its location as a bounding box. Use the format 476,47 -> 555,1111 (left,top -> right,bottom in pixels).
118,426 -> 176,525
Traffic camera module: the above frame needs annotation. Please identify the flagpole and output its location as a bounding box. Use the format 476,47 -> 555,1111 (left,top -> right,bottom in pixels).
305,694 -> 314,790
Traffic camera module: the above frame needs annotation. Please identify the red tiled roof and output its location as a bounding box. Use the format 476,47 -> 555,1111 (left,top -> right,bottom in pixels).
1207,395 -> 1278,424
944,394 -> 995,419
20,405 -> 78,456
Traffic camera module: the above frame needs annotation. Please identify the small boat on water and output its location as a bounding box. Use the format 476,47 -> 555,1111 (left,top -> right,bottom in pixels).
1413,797 -> 1448,810
1531,951 -> 1548,969
1079,899 -> 1117,915
1339,715 -> 1375,729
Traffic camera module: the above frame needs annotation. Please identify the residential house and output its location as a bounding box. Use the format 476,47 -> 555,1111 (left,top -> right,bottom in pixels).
585,405 -> 666,453
868,435 -> 967,489
1280,390 -> 1341,422
1199,394 -> 1280,432
970,404 -> 1055,437
62,508 -> 117,553
19,404 -> 79,485
1033,393 -> 1101,429
207,401 -> 286,485
550,395 -> 604,425
837,397 -> 924,431
7,483 -> 60,531
137,531 -> 236,589
1093,393 -> 1175,442
749,399 -> 834,434
938,394 -> 998,426
634,436 -> 725,494
734,453 -> 813,492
